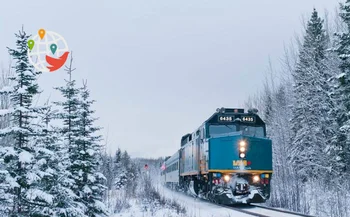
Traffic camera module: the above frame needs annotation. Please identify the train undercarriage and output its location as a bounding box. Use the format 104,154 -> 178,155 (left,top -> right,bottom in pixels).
178,172 -> 271,205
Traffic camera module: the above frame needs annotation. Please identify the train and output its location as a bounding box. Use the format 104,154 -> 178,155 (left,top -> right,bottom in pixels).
161,107 -> 273,204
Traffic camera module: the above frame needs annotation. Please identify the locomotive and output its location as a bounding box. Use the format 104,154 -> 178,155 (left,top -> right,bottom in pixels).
161,108 -> 273,204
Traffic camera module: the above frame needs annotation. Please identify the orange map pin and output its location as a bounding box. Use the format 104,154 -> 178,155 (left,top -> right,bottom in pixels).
38,29 -> 46,39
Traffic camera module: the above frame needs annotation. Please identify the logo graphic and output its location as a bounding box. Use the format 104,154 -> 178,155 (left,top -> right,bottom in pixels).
27,29 -> 69,72
233,160 -> 251,166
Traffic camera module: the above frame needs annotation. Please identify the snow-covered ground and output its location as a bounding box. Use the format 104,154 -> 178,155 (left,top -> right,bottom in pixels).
110,199 -> 186,217
158,186 -> 306,217
157,186 -> 252,217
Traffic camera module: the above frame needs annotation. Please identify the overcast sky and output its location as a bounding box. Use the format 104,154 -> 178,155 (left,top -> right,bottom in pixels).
0,0 -> 340,158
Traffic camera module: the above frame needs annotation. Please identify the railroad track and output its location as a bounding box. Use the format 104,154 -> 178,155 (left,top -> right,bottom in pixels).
219,204 -> 270,217
163,186 -> 316,217
221,203 -> 317,217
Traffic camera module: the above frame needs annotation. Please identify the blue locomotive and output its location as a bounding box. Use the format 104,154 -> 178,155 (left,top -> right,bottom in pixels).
161,108 -> 273,204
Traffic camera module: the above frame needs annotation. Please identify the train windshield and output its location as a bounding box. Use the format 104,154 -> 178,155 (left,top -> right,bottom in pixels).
209,125 -> 237,136
240,125 -> 265,138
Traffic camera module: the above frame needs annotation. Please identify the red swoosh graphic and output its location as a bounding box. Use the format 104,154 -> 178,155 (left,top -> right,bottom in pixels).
45,51 -> 69,72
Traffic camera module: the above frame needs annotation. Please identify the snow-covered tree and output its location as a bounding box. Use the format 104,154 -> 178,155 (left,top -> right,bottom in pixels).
115,151 -> 137,197
0,61 -> 14,215
72,80 -> 108,217
53,55 -> 86,216
30,103 -> 85,217
0,27 -> 46,216
334,0 -> 350,178
290,9 -> 335,180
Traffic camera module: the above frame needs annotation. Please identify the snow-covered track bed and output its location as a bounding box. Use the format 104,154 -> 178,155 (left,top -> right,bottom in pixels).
246,204 -> 317,217
216,204 -> 270,217
160,185 -> 316,217
217,203 -> 316,217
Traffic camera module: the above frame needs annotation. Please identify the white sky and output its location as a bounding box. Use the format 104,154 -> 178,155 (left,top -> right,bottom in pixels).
0,0 -> 340,158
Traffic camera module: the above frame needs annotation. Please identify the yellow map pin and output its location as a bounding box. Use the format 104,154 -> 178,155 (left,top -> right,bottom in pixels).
38,29 -> 46,39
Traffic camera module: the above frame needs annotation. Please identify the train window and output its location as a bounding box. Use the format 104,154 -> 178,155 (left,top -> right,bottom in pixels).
240,125 -> 265,137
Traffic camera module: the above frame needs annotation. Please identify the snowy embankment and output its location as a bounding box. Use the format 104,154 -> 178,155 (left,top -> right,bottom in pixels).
158,186 -> 252,217
108,171 -> 187,217
159,186 -> 306,217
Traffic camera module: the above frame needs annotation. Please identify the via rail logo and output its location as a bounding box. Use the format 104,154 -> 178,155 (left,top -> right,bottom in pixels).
27,29 -> 69,72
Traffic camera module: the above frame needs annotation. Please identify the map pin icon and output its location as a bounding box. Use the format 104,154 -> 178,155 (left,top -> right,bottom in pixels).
50,44 -> 57,54
38,29 -> 46,39
27,40 -> 34,51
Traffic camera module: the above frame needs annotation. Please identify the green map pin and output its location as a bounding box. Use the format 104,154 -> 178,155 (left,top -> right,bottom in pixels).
50,44 -> 57,54
28,40 -> 34,51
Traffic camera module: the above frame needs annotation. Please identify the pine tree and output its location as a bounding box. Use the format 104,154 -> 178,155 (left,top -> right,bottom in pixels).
53,54 -> 86,216
117,151 -> 137,197
114,151 -> 129,190
290,9 -> 335,181
73,80 -> 108,217
30,104 -> 85,217
0,63 -> 14,215
0,27 -> 47,216
112,148 -> 122,189
334,0 -> 350,178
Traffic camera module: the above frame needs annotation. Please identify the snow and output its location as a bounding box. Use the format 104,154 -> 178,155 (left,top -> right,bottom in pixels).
36,147 -> 55,156
83,185 -> 92,194
45,167 -> 55,174
0,86 -> 13,94
14,106 -> 29,113
337,72 -> 346,79
156,186 -> 252,217
110,199 -> 178,217
36,158 -> 47,166
26,172 -> 40,184
246,205 -> 303,217
94,199 -> 107,211
96,172 -> 107,180
17,87 -> 26,94
0,109 -> 12,116
19,150 -> 33,163
1,147 -> 16,157
86,148 -> 95,156
26,189 -> 54,204
5,174 -> 20,188
0,126 -> 31,135
87,174 -> 96,182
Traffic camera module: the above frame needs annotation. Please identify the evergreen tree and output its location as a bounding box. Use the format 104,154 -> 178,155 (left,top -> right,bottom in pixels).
290,9 -> 335,180
101,154 -> 114,191
53,55 -> 86,216
116,151 -> 137,197
0,27 -> 46,216
114,151 -> 129,190
111,149 -> 122,190
30,104 -> 84,217
73,80 -> 108,217
334,0 -> 350,178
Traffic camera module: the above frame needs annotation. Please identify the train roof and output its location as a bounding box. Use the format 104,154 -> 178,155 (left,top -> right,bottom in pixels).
165,150 -> 179,165
205,107 -> 265,125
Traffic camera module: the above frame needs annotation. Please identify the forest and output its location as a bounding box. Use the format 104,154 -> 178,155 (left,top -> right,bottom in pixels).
244,3 -> 350,217
1,1 -> 350,217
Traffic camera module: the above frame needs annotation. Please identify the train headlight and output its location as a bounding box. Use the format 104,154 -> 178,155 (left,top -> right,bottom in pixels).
224,175 -> 230,182
240,147 -> 246,152
239,140 -> 246,147
239,153 -> 246,158
253,175 -> 260,182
